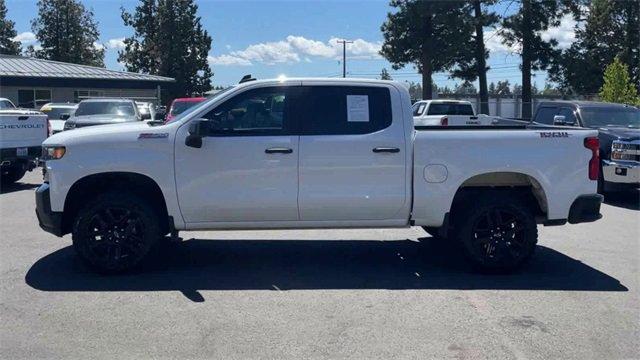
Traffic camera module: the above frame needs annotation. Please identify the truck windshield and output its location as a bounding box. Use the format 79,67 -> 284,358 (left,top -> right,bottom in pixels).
75,102 -> 136,117
0,100 -> 15,109
580,107 -> 640,128
43,107 -> 74,120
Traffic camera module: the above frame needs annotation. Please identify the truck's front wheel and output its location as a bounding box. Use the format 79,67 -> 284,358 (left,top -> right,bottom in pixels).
456,194 -> 538,273
72,192 -> 160,273
1,165 -> 27,186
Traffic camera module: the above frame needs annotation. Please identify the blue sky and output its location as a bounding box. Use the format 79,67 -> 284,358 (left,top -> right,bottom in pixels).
6,0 -> 577,89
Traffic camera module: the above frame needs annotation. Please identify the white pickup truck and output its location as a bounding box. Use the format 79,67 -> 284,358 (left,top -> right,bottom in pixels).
412,99 -> 497,126
0,108 -> 48,185
36,78 -> 603,274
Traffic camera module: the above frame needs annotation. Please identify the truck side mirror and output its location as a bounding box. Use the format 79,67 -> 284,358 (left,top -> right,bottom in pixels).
60,113 -> 70,120
185,118 -> 210,148
553,115 -> 566,125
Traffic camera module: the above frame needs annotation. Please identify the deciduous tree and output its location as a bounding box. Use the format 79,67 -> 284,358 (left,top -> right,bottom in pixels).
599,58 -> 640,105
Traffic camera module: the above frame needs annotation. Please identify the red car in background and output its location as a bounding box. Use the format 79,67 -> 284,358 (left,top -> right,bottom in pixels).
164,97 -> 206,123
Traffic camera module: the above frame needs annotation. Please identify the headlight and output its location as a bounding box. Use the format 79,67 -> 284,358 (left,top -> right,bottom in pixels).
42,146 -> 66,160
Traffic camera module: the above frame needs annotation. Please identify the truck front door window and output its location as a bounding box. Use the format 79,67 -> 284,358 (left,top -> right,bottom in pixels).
204,87 -> 288,135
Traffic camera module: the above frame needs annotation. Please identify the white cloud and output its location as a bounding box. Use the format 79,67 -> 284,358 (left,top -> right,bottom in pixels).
484,13 -> 577,55
106,38 -> 126,50
540,14 -> 577,50
12,31 -> 36,44
208,54 -> 252,66
208,35 -> 382,66
287,35 -> 335,58
231,40 -> 299,65
93,42 -> 105,51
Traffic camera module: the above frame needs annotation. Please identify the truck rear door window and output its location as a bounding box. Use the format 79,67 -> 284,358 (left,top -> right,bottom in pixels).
298,86 -> 392,135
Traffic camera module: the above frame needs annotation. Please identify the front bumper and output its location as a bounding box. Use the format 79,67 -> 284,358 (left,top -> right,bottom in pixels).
568,194 -> 604,224
602,160 -> 640,184
35,182 -> 64,237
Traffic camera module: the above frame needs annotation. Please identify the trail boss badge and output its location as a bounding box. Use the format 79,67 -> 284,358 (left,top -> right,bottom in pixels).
539,131 -> 570,138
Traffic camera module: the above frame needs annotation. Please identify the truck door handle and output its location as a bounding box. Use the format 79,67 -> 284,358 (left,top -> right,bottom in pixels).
265,147 -> 293,154
372,147 -> 400,153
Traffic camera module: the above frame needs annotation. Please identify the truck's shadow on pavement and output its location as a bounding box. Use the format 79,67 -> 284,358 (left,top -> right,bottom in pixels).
26,237 -> 628,302
0,182 -> 39,195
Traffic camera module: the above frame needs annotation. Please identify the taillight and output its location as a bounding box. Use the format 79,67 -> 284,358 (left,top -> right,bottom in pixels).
440,116 -> 448,126
584,137 -> 599,180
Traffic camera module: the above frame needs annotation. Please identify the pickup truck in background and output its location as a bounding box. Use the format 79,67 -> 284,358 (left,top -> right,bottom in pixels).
532,101 -> 639,193
37,78 -> 603,274
412,99 -> 496,126
0,110 -> 48,185
40,103 -> 77,135
63,98 -> 142,131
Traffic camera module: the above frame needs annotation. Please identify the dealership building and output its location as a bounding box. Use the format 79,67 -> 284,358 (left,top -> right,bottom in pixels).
0,54 -> 174,109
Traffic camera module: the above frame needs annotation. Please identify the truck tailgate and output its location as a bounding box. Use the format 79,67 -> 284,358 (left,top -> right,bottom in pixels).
0,114 -> 48,149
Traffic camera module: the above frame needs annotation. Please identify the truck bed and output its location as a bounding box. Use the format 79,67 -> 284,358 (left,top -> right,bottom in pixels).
410,125 -> 599,227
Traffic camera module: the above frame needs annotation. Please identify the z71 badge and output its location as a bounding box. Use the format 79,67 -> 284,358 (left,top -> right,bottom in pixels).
539,131 -> 570,138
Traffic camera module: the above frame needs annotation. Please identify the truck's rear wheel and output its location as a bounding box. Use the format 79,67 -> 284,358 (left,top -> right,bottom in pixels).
72,192 -> 160,273
455,194 -> 537,273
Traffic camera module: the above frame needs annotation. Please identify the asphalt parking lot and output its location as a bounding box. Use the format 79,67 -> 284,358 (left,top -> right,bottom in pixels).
1,171 -> 639,359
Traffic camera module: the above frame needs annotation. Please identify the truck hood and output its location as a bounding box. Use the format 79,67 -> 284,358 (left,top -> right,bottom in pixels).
67,115 -> 139,125
43,121 -> 163,146
597,126 -> 640,141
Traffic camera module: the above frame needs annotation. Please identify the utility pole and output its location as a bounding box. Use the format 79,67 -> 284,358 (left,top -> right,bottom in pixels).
337,39 -> 353,77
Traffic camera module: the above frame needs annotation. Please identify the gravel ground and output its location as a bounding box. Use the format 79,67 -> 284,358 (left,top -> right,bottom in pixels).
1,171 -> 638,359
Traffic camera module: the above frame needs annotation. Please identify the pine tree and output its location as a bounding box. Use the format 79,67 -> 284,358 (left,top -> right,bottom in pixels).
451,0 -> 498,114
30,0 -> 104,66
501,0 -> 563,119
120,0 -> 213,101
381,0 -> 471,99
550,0 -> 639,95
380,68 -> 392,80
0,0 -> 21,55
599,58 -> 640,105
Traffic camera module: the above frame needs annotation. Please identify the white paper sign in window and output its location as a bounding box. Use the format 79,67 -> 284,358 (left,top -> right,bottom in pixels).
346,95 -> 369,122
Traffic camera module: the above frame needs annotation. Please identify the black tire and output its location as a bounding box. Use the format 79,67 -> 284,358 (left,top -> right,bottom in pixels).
455,193 -> 538,273
422,226 -> 445,239
72,192 -> 161,274
1,166 -> 27,186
